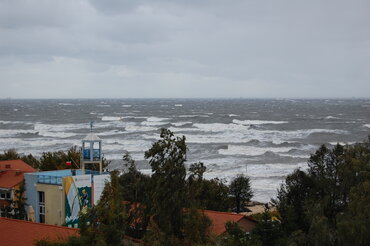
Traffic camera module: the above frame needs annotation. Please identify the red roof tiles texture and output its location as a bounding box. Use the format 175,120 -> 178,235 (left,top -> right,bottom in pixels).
0,217 -> 79,246
0,170 -> 26,188
0,160 -> 36,172
202,210 -> 257,236
0,160 -> 36,188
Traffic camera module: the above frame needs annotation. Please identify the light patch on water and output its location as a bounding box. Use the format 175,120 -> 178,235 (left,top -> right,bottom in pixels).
233,119 -> 288,125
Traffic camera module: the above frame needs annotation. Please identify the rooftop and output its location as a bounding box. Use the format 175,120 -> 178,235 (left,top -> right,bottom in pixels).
202,210 -> 257,236
0,160 -> 36,173
0,170 -> 27,188
0,217 -> 79,246
83,132 -> 101,141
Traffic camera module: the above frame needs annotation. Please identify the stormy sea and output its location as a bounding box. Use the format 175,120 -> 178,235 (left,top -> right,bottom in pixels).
0,98 -> 369,202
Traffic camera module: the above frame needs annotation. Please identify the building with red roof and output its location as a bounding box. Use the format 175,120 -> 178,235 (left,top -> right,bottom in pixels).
0,160 -> 36,172
202,210 -> 257,236
0,217 -> 79,246
0,160 -> 36,216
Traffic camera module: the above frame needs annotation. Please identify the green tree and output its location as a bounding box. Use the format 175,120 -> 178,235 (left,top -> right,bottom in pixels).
183,207 -> 212,245
229,174 -> 253,213
144,128 -> 187,238
79,171 -> 126,246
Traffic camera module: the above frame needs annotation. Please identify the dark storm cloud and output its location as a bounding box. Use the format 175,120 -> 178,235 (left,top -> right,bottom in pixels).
0,0 -> 369,98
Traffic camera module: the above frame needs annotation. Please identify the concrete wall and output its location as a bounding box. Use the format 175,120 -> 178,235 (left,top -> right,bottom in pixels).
36,183 -> 65,226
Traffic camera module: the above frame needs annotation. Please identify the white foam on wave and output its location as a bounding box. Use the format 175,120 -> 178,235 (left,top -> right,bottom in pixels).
202,162 -> 308,202
125,125 -> 158,133
40,131 -> 77,138
34,122 -> 85,132
171,122 -> 192,127
178,115 -> 210,118
102,116 -> 123,121
140,117 -> 171,127
218,145 -> 295,156
175,104 -> 183,107
233,119 -> 288,125
185,124 -> 349,144
122,105 -> 132,107
97,104 -> 111,107
0,129 -> 38,137
141,121 -> 169,127
0,120 -> 33,125
58,103 -> 74,106
147,117 -> 170,122
229,114 -> 239,117
325,116 -> 339,120
104,139 -> 152,153
364,124 -> 370,128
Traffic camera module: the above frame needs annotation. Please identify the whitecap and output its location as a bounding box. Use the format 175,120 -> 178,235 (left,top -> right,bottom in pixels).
171,122 -> 193,127
324,116 -> 339,119
122,105 -> 132,108
174,104 -> 183,107
101,116 -> 123,121
146,117 -> 170,122
218,145 -> 294,156
229,114 -> 239,117
233,119 -> 288,125
364,124 -> 370,128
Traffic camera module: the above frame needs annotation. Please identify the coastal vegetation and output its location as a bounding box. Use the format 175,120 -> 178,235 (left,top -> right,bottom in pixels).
1,131 -> 369,245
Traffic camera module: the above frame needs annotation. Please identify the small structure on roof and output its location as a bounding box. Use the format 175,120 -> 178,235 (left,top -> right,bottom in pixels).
81,121 -> 103,174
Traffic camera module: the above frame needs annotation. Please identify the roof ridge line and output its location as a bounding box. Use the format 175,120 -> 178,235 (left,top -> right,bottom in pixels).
0,217 -> 79,231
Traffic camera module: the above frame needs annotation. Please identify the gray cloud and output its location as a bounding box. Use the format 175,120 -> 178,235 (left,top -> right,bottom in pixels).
0,0 -> 369,98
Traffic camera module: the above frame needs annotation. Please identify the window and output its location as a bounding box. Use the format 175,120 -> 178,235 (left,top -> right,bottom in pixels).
38,191 -> 45,223
0,190 -> 11,200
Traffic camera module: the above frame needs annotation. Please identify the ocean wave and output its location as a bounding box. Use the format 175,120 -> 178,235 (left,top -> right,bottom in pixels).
122,105 -> 132,107
233,119 -> 288,125
125,125 -> 158,133
101,116 -> 124,121
218,145 -> 294,156
184,127 -> 349,144
228,114 -> 239,117
364,124 -> 370,128
324,116 -> 339,120
0,129 -> 38,137
178,115 -> 210,118
171,122 -> 193,127
146,117 -> 171,122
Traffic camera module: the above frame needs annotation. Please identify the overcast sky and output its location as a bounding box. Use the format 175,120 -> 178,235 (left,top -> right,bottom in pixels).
0,0 -> 369,98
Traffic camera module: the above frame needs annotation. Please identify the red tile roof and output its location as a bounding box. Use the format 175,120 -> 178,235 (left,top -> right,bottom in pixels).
0,160 -> 36,188
202,210 -> 257,236
0,217 -> 79,246
0,160 -> 36,172
0,170 -> 26,188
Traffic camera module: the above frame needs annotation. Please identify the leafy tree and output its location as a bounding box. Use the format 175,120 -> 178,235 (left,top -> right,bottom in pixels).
274,137 -> 370,245
144,128 -> 187,238
229,174 -> 253,213
183,207 -> 212,245
252,210 -> 283,246
79,171 -> 126,246
221,221 -> 251,246
11,181 -> 27,220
